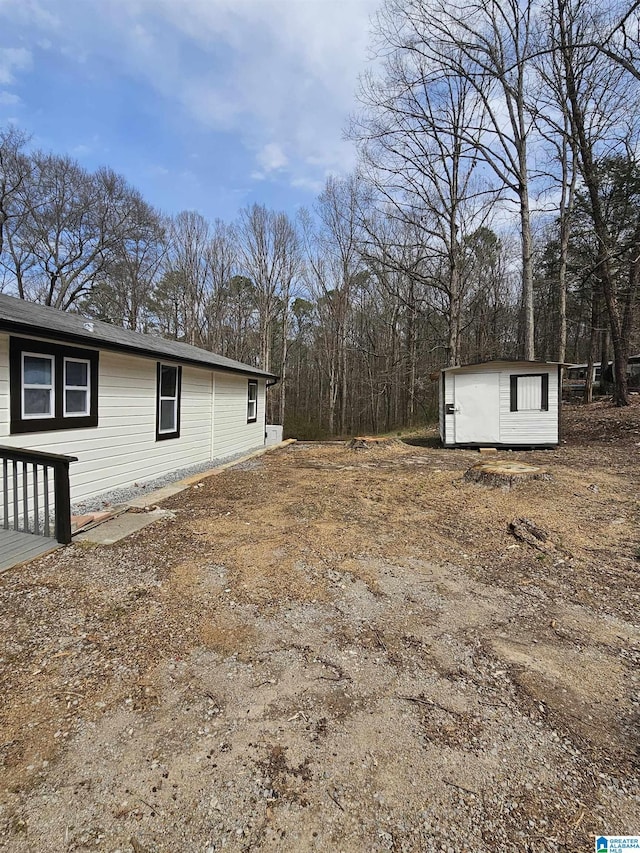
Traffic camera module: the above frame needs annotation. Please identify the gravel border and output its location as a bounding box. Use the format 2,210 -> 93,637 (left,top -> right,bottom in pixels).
71,445 -> 265,514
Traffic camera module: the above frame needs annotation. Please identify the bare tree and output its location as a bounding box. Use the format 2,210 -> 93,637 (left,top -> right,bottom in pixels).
165,211 -> 211,345
370,0 -> 539,358
554,0 -> 640,404
532,10 -> 580,364
236,203 -> 300,374
301,177 -> 365,434
5,155 -> 146,309
0,126 -> 30,263
203,219 -> 238,353
353,31 -> 496,366
84,197 -> 166,330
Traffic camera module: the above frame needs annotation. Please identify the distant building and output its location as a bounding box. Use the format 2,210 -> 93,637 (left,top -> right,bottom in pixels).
565,355 -> 640,392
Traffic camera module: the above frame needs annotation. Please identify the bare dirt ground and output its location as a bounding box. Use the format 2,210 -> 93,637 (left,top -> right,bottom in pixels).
0,400 -> 639,852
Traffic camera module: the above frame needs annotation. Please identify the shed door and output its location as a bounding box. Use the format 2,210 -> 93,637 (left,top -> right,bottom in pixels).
454,372 -> 500,444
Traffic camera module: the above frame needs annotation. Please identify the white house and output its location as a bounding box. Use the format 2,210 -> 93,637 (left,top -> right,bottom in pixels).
439,360 -> 562,448
0,294 -> 278,508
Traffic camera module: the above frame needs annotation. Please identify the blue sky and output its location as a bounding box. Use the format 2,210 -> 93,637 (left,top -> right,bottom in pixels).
0,0 -> 379,221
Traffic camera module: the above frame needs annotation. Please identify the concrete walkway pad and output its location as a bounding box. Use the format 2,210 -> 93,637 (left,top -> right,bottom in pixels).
76,509 -> 173,545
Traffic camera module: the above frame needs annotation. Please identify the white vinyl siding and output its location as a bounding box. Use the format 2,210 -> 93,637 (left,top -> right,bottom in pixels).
499,367 -> 557,444
0,334 -> 268,504
213,372 -> 265,458
0,334 -> 7,426
0,336 -> 213,503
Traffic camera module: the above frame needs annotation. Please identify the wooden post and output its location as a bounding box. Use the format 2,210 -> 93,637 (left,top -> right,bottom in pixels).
54,459 -> 73,545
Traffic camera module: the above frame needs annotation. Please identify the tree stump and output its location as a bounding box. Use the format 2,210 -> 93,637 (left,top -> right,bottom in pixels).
346,436 -> 398,450
463,459 -> 551,489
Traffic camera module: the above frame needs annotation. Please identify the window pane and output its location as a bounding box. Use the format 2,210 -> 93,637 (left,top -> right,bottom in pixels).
517,376 -> 542,410
24,388 -> 52,416
160,399 -> 176,432
66,389 -> 88,414
24,356 -> 52,385
160,366 -> 177,397
248,382 -> 258,420
65,360 -> 88,387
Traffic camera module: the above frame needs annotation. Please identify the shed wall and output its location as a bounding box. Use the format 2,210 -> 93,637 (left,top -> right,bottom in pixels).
443,373 -> 455,445
441,363 -> 558,446
498,367 -> 558,444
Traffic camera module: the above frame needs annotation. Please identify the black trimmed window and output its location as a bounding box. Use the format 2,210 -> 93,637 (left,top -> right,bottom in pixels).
10,337 -> 98,434
156,363 -> 182,440
510,373 -> 549,412
247,380 -> 258,423
63,357 -> 91,417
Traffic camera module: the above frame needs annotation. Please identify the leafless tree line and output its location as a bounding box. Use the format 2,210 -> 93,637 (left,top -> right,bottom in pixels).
0,0 -> 638,434
351,0 -> 640,405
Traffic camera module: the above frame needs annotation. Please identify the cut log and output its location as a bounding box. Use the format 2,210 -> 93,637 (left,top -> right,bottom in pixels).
508,517 -> 554,552
463,460 -> 551,489
346,436 -> 399,450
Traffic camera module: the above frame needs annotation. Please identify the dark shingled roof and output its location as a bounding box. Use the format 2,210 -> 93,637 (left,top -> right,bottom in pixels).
0,293 -> 278,380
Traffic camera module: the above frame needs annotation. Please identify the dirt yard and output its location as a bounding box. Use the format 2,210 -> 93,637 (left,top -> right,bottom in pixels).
0,401 -> 639,852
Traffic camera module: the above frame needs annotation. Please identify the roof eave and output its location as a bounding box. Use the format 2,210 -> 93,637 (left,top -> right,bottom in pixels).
441,359 -> 569,372
0,319 -> 278,381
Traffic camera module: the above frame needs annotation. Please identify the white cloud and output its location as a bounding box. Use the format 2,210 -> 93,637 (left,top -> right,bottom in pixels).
43,0 -> 378,189
0,0 -> 60,30
2,0 -> 380,196
169,0 -> 378,182
0,90 -> 20,105
0,47 -> 31,86
257,143 -> 288,173
291,175 -> 325,194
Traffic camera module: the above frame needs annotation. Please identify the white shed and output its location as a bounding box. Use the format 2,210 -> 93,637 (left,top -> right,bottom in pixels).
439,360 -> 562,448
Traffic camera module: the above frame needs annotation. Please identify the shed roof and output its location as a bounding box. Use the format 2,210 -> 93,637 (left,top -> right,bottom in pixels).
0,293 -> 278,380
441,359 -> 565,373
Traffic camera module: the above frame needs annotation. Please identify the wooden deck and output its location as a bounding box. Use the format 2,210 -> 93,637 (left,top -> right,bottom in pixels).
0,529 -> 59,572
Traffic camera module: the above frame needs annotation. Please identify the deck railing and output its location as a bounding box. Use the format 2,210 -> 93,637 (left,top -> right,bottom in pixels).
0,446 -> 78,545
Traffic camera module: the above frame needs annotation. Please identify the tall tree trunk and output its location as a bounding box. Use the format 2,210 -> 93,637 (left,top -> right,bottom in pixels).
557,127 -> 577,365
558,0 -> 629,404
599,323 -> 609,394
407,302 -> 417,425
279,301 -> 289,427
520,177 -> 535,360
584,286 -> 600,403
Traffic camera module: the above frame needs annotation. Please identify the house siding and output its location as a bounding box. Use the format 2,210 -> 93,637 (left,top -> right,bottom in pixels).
0,333 -> 266,503
212,372 -> 265,458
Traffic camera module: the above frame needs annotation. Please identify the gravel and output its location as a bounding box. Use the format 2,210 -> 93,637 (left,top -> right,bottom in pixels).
71,444 -> 266,514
